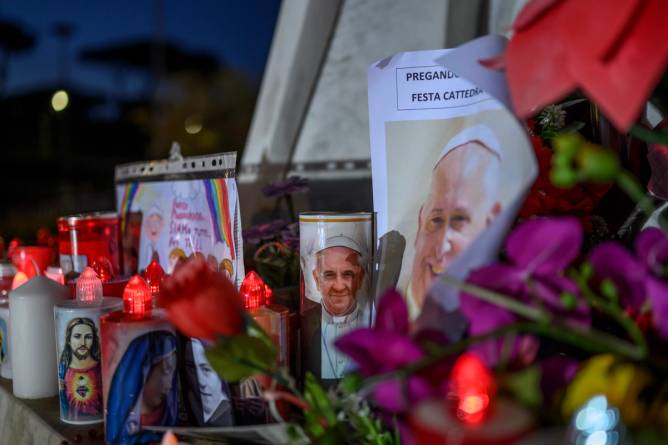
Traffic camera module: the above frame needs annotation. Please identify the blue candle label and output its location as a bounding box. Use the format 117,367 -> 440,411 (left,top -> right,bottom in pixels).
0,317 -> 7,364
102,316 -> 178,445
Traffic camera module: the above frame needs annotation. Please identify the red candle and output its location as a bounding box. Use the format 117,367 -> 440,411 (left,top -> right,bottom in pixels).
410,354 -> 533,444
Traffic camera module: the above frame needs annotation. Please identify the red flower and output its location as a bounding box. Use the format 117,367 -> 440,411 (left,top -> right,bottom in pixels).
159,257 -> 245,340
519,128 -> 610,228
505,0 -> 668,130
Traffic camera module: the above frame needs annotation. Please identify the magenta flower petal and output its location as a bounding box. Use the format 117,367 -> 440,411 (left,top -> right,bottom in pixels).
368,333 -> 425,373
375,289 -> 410,335
589,242 -> 649,310
460,264 -> 525,332
334,328 -> 384,376
372,376 -> 433,413
469,333 -> 538,368
506,217 -> 582,275
647,277 -> 668,341
335,330 -> 424,376
532,273 -> 590,326
635,227 -> 668,276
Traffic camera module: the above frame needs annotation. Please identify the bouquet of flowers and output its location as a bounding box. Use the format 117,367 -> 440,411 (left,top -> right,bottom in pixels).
157,0 -> 668,443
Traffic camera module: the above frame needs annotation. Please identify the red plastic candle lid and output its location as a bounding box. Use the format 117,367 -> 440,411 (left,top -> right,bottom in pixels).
143,259 -> 165,296
76,267 -> 103,305
240,271 -> 269,311
123,275 -> 152,316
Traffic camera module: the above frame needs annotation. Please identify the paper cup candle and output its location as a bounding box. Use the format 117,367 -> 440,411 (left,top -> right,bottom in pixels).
53,267 -> 122,424
9,276 -> 68,398
299,212 -> 374,385
101,275 -> 178,445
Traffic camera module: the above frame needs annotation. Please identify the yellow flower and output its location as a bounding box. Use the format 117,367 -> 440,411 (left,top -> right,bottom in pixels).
562,354 -> 650,426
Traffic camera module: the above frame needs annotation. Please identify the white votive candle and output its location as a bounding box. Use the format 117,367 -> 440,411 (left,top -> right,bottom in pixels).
10,276 -> 68,398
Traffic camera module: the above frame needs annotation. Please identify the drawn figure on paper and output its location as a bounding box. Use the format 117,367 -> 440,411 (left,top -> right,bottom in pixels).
58,317 -> 103,421
142,205 -> 164,268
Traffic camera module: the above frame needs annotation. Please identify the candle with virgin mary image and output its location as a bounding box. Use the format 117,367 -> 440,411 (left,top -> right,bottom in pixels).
178,336 -> 234,426
101,276 -> 178,445
299,213 -> 374,387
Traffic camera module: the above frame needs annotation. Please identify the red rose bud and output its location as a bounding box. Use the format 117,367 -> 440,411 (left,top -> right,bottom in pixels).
159,257 -> 244,340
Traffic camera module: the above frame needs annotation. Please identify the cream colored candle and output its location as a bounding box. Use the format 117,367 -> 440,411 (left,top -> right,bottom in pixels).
9,276 -> 68,398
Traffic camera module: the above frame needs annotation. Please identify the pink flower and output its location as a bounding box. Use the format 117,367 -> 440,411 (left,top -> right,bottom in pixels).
589,227 -> 668,340
336,290 -> 448,413
460,217 -> 590,366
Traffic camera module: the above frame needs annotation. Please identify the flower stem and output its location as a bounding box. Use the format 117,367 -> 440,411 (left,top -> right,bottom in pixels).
440,274 -> 550,322
364,319 -> 645,391
630,124 -> 668,146
285,194 -> 296,223
570,270 -> 648,359
616,170 -> 659,222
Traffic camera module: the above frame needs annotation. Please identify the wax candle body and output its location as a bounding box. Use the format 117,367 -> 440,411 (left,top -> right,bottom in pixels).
101,309 -> 178,445
9,276 -> 68,398
54,297 -> 122,424
0,300 -> 10,379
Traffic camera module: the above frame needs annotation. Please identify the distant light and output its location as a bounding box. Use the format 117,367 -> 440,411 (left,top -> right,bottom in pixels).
185,115 -> 203,134
51,90 -> 69,112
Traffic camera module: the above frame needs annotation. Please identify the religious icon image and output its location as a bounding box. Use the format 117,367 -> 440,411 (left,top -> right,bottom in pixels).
105,330 -> 178,445
58,317 -> 103,423
300,213 -> 373,381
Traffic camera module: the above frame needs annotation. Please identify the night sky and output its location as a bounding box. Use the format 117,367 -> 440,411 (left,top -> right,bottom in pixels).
0,0 -> 281,96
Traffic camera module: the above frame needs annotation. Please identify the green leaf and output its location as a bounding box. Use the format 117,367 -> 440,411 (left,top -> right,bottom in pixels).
340,373 -> 364,394
312,426 -> 348,445
580,262 -> 593,280
560,291 -> 577,310
304,372 -> 338,427
577,145 -> 619,182
503,366 -> 542,408
206,333 -> 277,381
550,167 -> 578,188
600,278 -> 618,303
246,314 -> 278,350
553,133 -> 583,159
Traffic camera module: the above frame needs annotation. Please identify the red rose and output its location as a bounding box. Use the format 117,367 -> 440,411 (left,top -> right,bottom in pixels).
159,257 -> 245,340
